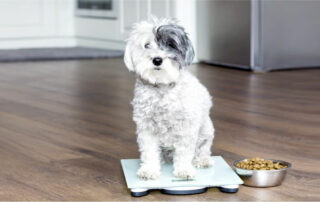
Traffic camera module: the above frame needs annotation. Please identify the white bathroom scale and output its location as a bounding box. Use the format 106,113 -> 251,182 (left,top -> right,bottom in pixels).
121,156 -> 243,197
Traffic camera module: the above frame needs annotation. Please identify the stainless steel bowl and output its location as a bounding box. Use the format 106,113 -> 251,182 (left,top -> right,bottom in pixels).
233,159 -> 291,187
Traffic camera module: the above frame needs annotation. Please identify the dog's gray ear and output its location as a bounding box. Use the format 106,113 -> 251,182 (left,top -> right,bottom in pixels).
183,35 -> 194,66
155,23 -> 194,67
124,41 -> 134,72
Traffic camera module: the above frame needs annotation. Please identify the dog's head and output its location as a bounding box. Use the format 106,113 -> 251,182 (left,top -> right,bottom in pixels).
124,18 -> 194,85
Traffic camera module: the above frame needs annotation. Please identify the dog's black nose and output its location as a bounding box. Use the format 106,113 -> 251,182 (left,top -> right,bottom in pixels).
152,57 -> 163,66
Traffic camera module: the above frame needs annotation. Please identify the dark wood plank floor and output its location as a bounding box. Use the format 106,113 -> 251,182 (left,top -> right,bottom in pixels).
0,58 -> 319,200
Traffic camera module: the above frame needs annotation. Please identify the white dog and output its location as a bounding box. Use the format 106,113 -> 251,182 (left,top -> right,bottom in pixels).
124,18 -> 214,180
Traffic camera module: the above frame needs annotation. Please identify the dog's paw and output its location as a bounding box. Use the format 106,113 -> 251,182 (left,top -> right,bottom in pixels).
173,165 -> 195,179
137,164 -> 160,180
193,156 -> 214,168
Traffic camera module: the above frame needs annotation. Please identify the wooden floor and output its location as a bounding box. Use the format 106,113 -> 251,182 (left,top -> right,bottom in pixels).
0,58 -> 319,201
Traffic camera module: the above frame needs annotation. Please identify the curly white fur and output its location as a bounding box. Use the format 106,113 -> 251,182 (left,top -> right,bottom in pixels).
124,18 -> 215,179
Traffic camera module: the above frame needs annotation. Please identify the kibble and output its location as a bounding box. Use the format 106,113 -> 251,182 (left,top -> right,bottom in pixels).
236,157 -> 287,170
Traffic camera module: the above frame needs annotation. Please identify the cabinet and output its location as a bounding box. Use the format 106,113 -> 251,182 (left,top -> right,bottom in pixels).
75,0 -> 173,50
0,0 -> 74,38
122,0 -> 171,33
0,0 -> 196,52
0,0 -> 75,49
0,0 -> 56,38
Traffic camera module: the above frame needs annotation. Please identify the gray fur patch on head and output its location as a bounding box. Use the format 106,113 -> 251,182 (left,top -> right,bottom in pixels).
154,24 -> 194,67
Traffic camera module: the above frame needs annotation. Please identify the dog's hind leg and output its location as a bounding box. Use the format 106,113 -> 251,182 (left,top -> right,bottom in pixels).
193,116 -> 215,168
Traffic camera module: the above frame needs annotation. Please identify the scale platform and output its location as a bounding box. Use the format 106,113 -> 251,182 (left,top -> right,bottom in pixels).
121,156 -> 243,197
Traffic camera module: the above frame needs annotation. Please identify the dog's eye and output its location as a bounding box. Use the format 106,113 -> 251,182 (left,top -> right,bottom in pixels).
144,43 -> 151,49
168,42 -> 176,49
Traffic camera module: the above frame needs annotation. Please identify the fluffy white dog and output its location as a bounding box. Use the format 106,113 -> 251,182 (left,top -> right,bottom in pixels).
124,18 -> 215,180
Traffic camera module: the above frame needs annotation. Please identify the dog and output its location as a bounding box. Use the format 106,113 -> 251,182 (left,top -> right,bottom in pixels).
124,18 -> 215,179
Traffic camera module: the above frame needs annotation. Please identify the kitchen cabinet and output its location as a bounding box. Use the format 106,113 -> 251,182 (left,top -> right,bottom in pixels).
0,0 -> 196,52
0,0 -> 56,38
75,0 -> 174,50
0,0 -> 75,49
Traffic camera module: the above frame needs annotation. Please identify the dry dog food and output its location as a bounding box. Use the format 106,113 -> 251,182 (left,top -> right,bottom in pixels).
236,157 -> 287,170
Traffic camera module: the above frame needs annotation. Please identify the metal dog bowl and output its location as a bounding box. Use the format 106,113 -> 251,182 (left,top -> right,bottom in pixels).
233,159 -> 291,187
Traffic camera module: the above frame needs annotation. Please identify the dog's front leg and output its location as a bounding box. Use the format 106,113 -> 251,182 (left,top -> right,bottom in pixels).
136,131 -> 161,180
173,134 -> 197,179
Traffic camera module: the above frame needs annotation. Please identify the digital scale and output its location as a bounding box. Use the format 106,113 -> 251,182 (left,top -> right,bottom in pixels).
121,156 -> 243,197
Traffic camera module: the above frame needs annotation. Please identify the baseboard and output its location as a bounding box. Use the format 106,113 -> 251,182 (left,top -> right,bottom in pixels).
76,37 -> 125,51
0,37 -> 77,49
0,37 -> 199,62
0,37 -> 126,52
